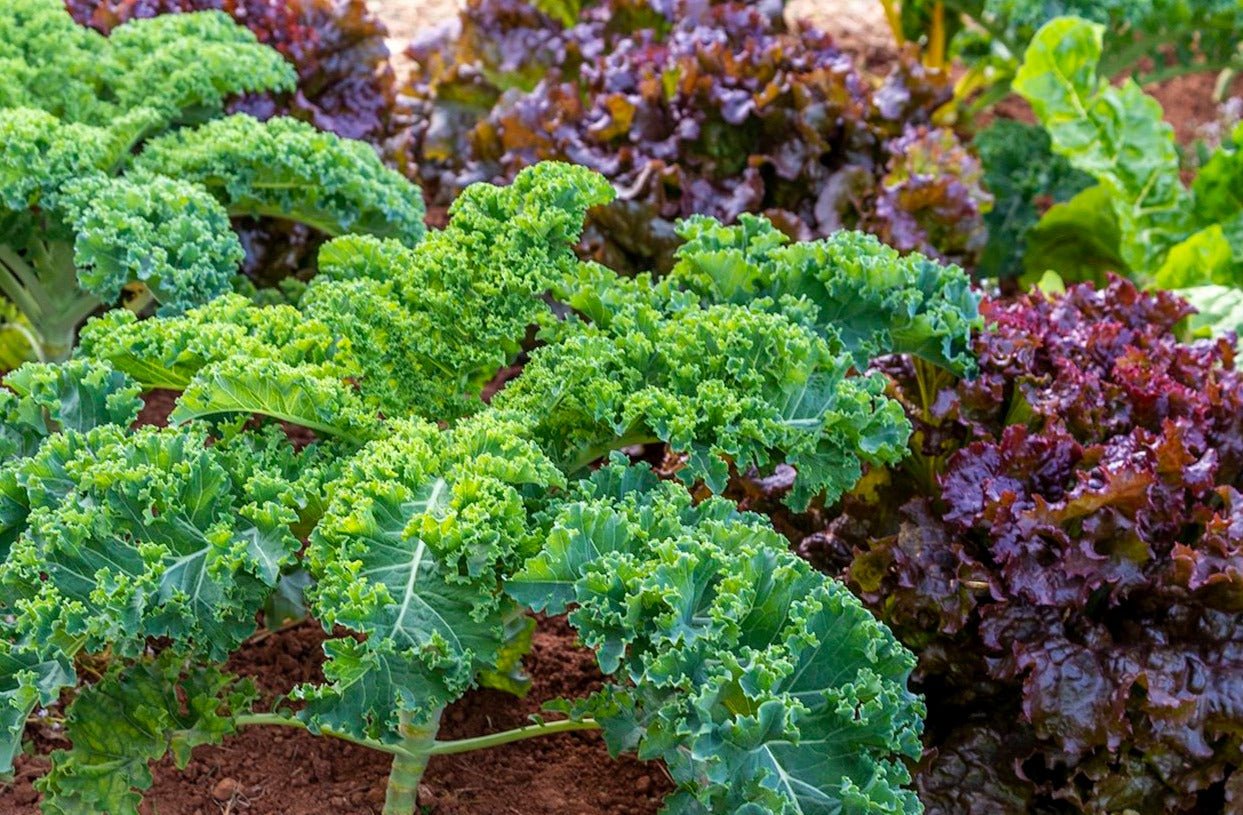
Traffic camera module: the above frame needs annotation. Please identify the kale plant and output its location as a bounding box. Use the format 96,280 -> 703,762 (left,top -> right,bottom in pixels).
0,162 -> 981,814
0,0 -> 423,363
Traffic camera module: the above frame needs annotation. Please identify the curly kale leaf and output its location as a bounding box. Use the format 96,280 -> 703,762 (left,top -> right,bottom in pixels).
78,294 -> 347,389
668,214 -> 981,376
170,356 -> 381,443
102,10 -> 296,123
133,114 -> 425,244
81,162 -> 612,422
58,171 -> 244,311
2,0 -> 295,127
0,641 -> 74,773
0,422 -> 303,661
509,461 -> 925,814
0,359 -> 142,463
502,262 -> 915,509
65,0 -> 399,144
0,108 -> 118,210
37,653 -> 256,815
297,414 -> 564,741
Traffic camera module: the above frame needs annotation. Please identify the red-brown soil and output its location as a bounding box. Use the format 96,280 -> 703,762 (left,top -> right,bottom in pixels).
2,616 -> 671,814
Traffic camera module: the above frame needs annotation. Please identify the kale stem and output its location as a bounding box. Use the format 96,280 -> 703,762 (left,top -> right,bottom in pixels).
234,713 -> 419,760
427,717 -> 600,756
383,709 -> 443,815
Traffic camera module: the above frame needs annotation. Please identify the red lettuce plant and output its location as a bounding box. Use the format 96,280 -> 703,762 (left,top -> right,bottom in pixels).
403,0 -> 991,272
65,0 -> 399,283
786,278 -> 1243,812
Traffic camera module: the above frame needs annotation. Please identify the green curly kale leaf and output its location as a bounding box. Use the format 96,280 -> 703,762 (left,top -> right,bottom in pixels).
133,115 -> 424,244
298,414 -> 565,741
77,294 -> 347,389
0,0 -> 424,364
0,359 -> 142,463
83,163 -> 611,422
0,423 -> 302,660
0,0 -> 292,126
667,214 -> 980,376
496,288 -> 911,510
510,460 -> 925,814
59,171 -> 245,311
0,642 -> 74,772
0,362 -> 343,774
37,654 -> 256,815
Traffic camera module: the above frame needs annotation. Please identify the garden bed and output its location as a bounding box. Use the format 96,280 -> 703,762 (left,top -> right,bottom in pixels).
8,617 -> 669,815
4,1 -> 1243,813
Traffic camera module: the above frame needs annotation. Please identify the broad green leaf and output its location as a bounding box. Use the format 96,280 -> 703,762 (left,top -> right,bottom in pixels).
1022,185 -> 1127,285
1153,225 -> 1238,289
1014,17 -> 1190,279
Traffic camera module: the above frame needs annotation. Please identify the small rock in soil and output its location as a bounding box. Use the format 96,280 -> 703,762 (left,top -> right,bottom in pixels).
211,777 -> 241,802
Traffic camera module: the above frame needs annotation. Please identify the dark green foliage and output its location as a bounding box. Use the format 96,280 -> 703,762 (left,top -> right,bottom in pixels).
973,119 -> 1092,279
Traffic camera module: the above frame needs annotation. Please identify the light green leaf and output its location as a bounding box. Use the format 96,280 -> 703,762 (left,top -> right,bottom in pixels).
1014,16 -> 1190,279
1153,225 -> 1238,289
171,356 -> 379,442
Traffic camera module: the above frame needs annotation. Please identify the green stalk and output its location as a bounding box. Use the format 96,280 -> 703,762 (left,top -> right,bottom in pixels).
427,717 -> 599,755
383,709 -> 443,815
235,711 -> 599,814
233,712 -> 419,759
